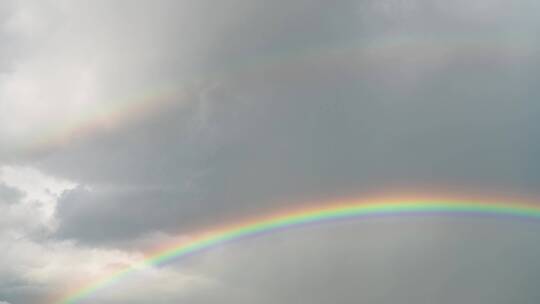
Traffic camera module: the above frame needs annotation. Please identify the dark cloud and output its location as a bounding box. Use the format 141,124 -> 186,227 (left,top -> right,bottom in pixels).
23,0 -> 538,246
51,40 -> 540,245
54,185 -> 201,244
1,1 -> 540,303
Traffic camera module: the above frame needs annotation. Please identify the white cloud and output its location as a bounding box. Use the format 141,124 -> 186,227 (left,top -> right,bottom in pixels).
0,233 -> 145,303
0,1 -> 190,154
0,165 -> 76,233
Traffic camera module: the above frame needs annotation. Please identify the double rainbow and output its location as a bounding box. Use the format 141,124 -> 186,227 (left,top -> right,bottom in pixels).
54,196 -> 540,304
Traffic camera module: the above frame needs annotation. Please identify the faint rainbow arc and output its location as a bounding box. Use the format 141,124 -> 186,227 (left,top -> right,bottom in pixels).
24,32 -> 536,156
54,197 -> 540,304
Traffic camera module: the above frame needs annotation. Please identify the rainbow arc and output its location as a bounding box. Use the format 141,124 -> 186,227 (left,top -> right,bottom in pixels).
54,196 -> 540,304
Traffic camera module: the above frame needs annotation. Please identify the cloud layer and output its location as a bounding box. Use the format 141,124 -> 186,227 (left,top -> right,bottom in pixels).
0,0 -> 539,303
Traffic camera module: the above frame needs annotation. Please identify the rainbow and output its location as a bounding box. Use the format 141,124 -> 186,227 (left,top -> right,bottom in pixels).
54,196 -> 540,304
20,32 -> 536,157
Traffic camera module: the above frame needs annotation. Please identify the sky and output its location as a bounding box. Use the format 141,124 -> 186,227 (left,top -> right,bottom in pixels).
1,0 -> 540,303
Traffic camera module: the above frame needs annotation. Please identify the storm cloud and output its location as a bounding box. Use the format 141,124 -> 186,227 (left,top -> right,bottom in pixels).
1,0 -> 540,303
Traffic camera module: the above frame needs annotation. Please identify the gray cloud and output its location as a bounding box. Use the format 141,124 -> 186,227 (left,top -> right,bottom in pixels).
189,218 -> 540,304
1,1 -> 540,303
51,39 -> 540,244
0,183 -> 22,206
68,218 -> 540,303
4,0 -> 531,246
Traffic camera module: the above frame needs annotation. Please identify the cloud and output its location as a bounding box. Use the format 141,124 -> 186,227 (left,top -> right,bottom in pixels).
0,234 -> 143,304
40,218 -> 540,303
184,218 -> 540,304
0,166 -> 75,234
0,183 -> 22,206
3,0 -> 536,247
51,42 -> 540,245
0,1 -> 540,303
0,166 -> 136,304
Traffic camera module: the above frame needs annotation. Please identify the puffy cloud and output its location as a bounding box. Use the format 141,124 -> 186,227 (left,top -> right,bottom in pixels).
0,166 -> 75,234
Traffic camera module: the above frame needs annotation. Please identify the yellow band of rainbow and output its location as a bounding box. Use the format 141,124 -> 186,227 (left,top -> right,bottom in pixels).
55,196 -> 540,304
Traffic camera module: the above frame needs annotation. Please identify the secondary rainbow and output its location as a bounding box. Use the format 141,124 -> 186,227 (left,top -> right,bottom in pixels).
22,32 -> 536,157
53,196 -> 540,304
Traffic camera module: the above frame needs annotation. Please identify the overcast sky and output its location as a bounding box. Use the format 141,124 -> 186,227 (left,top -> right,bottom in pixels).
1,1 -> 540,303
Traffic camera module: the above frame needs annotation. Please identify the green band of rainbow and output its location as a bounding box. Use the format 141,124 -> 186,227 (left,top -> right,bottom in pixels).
55,197 -> 540,304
